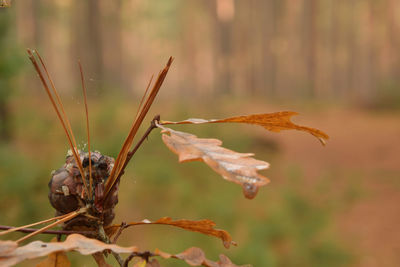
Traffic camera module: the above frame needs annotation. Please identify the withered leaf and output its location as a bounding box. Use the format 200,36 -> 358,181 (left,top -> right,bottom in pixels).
106,217 -> 235,248
0,241 -> 17,256
157,124 -> 270,199
161,111 -> 329,145
35,237 -> 70,267
0,0 -> 10,8
155,247 -> 250,267
0,234 -> 138,267
35,251 -> 70,267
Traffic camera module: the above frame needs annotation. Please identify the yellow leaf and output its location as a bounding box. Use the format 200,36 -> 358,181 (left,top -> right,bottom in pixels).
133,260 -> 147,267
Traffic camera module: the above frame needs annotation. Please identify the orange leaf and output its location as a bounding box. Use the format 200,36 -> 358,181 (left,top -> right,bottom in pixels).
0,234 -> 138,266
157,124 -> 270,199
161,111 -> 329,145
106,217 -> 235,249
35,251 -> 70,267
155,247 -> 250,267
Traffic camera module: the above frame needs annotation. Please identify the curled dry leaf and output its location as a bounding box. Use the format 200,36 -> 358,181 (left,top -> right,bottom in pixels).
106,217 -> 235,248
155,247 -> 250,267
161,111 -> 329,145
0,241 -> 17,256
0,234 -> 137,267
35,251 -> 70,267
157,124 -> 270,199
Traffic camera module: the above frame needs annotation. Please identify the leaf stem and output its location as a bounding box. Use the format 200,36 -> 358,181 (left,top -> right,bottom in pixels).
104,115 -> 160,201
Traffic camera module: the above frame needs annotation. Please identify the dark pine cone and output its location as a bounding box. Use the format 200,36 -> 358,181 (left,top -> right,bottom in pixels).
48,151 -> 119,230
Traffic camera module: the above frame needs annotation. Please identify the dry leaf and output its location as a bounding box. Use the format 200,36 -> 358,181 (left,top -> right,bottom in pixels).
35,237 -> 70,267
0,234 -> 138,267
161,112 -> 329,145
36,251 -> 70,267
106,217 -> 235,248
157,124 -> 270,199
155,247 -> 250,267
0,241 -> 17,256
0,0 -> 10,8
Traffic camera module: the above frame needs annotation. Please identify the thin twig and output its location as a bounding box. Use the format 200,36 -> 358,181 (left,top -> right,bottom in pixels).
116,115 -> 160,179
16,208 -> 86,243
0,212 -> 74,236
112,251 -> 125,267
123,251 -> 156,267
105,57 -> 173,197
112,222 -> 127,244
93,252 -> 113,267
0,225 -> 95,236
104,115 -> 160,204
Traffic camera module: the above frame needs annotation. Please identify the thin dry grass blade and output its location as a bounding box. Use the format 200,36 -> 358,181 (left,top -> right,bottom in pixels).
79,61 -> 93,199
0,213 -> 74,236
16,209 -> 85,243
35,51 -> 80,153
27,49 -> 89,197
104,57 -> 173,197
135,75 -> 153,122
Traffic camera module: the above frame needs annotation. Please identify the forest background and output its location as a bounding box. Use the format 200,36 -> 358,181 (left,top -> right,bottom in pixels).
0,1 -> 399,266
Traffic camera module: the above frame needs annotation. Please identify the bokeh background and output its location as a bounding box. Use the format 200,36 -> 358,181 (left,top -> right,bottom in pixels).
1,0 -> 400,266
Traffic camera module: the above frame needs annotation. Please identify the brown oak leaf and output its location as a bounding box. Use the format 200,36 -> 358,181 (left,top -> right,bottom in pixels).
157,124 -> 270,199
106,217 -> 235,248
35,251 -> 70,267
161,111 -> 329,145
155,247 -> 250,267
0,234 -> 137,267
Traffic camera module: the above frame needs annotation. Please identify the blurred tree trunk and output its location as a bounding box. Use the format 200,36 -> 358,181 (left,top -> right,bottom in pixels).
212,0 -> 234,95
0,100 -> 11,141
261,0 -> 277,97
101,0 -> 123,89
0,9 -> 11,142
0,9 -> 21,141
33,0 -> 41,46
87,0 -> 103,88
304,0 -> 317,98
71,0 -> 104,94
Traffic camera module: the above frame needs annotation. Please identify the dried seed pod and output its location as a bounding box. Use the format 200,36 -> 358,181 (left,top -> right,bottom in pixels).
48,150 -> 118,229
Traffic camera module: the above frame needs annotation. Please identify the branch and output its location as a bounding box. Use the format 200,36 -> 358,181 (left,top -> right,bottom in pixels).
104,115 -> 160,203
0,225 -> 95,236
124,251 -> 156,267
112,222 -> 127,244
116,114 -> 160,179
